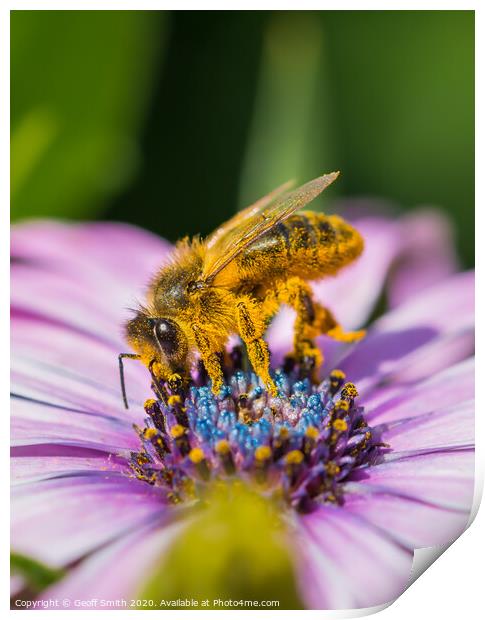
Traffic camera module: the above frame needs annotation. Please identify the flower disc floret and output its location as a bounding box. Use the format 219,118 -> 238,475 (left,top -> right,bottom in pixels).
129,360 -> 385,512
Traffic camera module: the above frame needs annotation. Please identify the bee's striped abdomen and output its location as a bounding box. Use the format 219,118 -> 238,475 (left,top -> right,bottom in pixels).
284,211 -> 363,279
236,211 -> 363,285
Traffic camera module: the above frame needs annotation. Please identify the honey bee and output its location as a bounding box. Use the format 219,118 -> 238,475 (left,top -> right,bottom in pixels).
120,172 -> 365,407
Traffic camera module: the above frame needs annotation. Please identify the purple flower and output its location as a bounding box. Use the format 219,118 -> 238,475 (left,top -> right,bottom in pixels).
11,209 -> 474,609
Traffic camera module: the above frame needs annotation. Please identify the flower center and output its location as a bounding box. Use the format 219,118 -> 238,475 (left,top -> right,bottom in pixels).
128,353 -> 386,513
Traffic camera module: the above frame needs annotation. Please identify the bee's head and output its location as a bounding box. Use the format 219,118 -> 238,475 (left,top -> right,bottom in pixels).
124,312 -> 190,384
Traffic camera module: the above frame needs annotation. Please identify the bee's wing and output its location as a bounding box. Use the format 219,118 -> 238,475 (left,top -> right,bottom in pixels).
202,171 -> 339,283
205,179 -> 294,250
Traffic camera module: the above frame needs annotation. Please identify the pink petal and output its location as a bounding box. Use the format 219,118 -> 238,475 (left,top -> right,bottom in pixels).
11,221 -> 172,356
11,475 -> 166,567
367,357 -> 474,424
41,520 -> 185,606
371,330 -> 474,387
340,271 -> 474,395
12,265 -> 133,348
347,450 -> 474,512
343,492 -> 470,549
11,397 -> 139,453
312,217 -> 402,328
377,270 -> 474,334
295,504 -> 412,609
11,316 -> 150,416
388,209 -> 458,308
11,455 -> 126,485
382,400 -> 474,452
12,221 -> 171,298
11,574 -> 26,598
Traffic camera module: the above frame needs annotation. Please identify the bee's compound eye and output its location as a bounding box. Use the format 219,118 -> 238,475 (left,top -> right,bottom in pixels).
153,319 -> 179,356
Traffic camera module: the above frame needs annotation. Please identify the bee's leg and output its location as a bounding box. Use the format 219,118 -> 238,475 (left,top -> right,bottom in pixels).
191,324 -> 225,394
313,304 -> 366,343
275,277 -> 365,375
274,278 -> 322,374
235,297 -> 278,396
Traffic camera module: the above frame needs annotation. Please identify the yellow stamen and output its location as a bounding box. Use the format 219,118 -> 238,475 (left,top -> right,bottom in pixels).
168,395 -> 182,407
188,447 -> 205,464
305,426 -> 319,440
215,439 -> 231,455
334,399 -> 350,411
254,445 -> 272,462
342,382 -> 359,399
332,419 -> 348,432
330,369 -> 346,380
326,461 -> 340,476
285,450 -> 304,465
170,424 -> 186,439
168,373 -> 182,390
143,428 -> 158,439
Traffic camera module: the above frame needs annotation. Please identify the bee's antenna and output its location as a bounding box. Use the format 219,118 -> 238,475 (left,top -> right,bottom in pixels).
118,353 -> 141,409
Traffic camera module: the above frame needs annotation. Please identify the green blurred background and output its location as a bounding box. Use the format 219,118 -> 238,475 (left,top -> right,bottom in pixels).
11,10 -> 474,267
